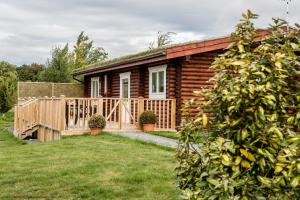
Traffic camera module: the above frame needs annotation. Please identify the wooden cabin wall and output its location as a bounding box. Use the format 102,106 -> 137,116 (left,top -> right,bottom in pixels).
179,51 -> 221,123
84,66 -> 143,98
84,76 -> 91,97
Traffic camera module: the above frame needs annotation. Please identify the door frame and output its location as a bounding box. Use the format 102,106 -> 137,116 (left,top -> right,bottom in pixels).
119,72 -> 131,124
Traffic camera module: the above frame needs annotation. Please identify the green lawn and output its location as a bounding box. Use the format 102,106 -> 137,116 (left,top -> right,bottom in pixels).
145,131 -> 179,140
0,113 -> 179,199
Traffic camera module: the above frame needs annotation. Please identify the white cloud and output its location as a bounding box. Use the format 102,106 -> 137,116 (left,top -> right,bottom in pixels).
0,0 -> 299,65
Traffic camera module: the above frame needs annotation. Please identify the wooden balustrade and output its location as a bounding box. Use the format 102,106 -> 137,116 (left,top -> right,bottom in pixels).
14,97 -> 176,141
144,99 -> 176,130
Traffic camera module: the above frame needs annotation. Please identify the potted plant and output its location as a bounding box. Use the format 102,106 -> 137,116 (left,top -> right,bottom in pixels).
88,114 -> 106,135
139,111 -> 157,131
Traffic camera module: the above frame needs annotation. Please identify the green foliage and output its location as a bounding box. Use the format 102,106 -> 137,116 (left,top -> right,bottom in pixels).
0,110 -> 14,125
88,114 -> 106,129
38,44 -> 73,83
0,61 -> 17,113
73,31 -> 108,69
176,10 -> 300,199
139,111 -> 157,126
149,31 -> 176,49
37,31 -> 107,83
16,63 -> 45,81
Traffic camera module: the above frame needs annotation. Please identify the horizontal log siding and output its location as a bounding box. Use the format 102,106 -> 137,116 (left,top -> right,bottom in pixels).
179,52 -> 220,121
181,55 -> 215,99
84,76 -> 90,97
167,62 -> 176,99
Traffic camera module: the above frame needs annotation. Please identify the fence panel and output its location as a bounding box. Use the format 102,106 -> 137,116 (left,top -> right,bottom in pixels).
18,82 -> 84,98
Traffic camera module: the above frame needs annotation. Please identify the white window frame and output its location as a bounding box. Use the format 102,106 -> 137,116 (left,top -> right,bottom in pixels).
119,72 -> 131,98
104,75 -> 108,94
148,65 -> 167,99
91,77 -> 100,98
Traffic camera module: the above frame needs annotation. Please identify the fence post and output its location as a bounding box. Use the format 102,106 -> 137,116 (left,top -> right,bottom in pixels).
60,95 -> 66,131
51,83 -> 55,97
138,97 -> 144,129
171,99 -> 176,130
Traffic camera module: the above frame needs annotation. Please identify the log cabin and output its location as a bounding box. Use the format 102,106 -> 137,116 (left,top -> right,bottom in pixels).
72,35 -> 237,128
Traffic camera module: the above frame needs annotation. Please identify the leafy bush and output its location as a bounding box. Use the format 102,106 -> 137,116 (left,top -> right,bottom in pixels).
176,10 -> 300,199
139,111 -> 157,126
0,61 -> 17,113
88,114 -> 106,129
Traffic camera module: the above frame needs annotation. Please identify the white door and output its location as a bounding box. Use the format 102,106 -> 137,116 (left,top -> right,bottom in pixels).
119,72 -> 131,124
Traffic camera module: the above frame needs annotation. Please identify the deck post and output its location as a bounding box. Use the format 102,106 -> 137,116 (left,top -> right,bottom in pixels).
118,99 -> 122,129
138,97 -> 144,129
171,99 -> 176,130
14,104 -> 18,137
98,97 -> 103,115
60,95 -> 66,132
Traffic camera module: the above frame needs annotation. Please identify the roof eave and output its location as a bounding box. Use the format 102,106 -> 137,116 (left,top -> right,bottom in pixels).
73,50 -> 166,76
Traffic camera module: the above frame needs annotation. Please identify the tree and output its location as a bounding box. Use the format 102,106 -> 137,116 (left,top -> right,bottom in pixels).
149,31 -> 176,49
0,61 -> 17,113
38,44 -> 73,83
176,10 -> 300,199
16,63 -> 45,81
73,31 -> 107,69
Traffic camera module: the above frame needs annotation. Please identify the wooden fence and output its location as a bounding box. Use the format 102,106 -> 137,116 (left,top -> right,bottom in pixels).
14,97 -> 176,142
17,82 -> 84,98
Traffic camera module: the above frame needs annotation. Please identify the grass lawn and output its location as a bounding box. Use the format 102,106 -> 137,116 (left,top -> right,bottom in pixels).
145,131 -> 179,140
0,113 -> 179,199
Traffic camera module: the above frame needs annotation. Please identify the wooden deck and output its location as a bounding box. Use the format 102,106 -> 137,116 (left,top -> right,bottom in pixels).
14,96 -> 176,142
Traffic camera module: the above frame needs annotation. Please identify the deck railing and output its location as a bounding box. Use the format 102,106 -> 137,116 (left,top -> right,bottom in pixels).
14,97 -> 176,141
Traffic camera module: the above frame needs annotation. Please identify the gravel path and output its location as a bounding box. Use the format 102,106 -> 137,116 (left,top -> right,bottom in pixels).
110,132 -> 178,148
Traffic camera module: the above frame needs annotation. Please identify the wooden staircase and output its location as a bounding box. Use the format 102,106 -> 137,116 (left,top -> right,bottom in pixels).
14,98 -> 61,142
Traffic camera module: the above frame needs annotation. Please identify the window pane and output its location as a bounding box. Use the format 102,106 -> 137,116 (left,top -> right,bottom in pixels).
122,78 -> 129,98
152,72 -> 157,93
95,82 -> 98,97
158,71 -> 164,93
92,81 -> 98,98
92,81 -> 95,97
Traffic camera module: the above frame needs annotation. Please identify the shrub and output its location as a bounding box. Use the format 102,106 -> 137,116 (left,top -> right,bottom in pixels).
176,10 -> 300,199
88,114 -> 106,129
139,111 -> 157,126
0,61 -> 17,113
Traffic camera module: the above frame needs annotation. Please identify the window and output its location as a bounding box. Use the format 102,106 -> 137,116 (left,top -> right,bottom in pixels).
91,77 -> 100,98
122,78 -> 129,98
104,75 -> 108,94
149,65 -> 167,99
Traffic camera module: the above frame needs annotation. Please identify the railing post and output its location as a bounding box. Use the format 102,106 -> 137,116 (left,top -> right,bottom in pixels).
60,95 -> 66,131
118,99 -> 122,130
138,97 -> 145,129
171,99 -> 176,130
14,104 -> 18,136
98,97 -> 103,116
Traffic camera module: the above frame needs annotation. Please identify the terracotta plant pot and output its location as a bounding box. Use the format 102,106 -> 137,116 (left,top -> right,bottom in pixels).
90,128 -> 102,135
143,124 -> 155,132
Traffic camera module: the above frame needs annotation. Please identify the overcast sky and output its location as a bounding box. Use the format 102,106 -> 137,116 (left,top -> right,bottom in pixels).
0,0 -> 299,66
